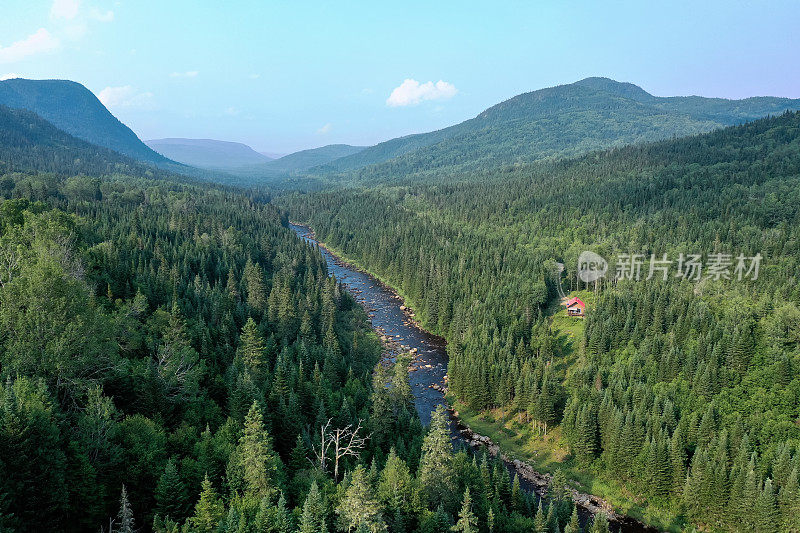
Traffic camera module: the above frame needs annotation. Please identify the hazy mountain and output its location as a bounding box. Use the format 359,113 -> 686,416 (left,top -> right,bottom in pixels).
0,78 -> 168,164
315,77 -> 800,180
146,138 -> 274,169
236,144 -> 366,178
259,151 -> 287,159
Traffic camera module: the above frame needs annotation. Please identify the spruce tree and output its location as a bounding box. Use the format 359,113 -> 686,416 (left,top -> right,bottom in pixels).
568,506 -> 580,532
546,502 -> 558,533
755,479 -> 779,533
190,475 -> 224,533
511,474 -> 523,511
239,317 -> 266,374
336,464 -> 386,533
378,448 -> 413,514
534,500 -> 547,533
116,485 -> 135,533
779,468 -> 800,532
418,405 -> 456,510
452,488 -> 477,533
243,258 -> 267,312
155,458 -> 188,521
231,401 -> 282,502
588,513 -> 609,533
300,481 -> 326,533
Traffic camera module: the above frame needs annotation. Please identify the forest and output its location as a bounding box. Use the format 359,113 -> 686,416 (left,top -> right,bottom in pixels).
2,76 -> 800,532
282,112 -> 800,531
0,122 -> 618,533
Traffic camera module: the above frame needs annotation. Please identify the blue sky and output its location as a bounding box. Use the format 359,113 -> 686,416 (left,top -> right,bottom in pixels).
1,0 -> 799,154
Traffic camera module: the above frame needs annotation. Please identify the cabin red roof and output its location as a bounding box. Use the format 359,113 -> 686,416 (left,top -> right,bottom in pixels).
565,297 -> 586,309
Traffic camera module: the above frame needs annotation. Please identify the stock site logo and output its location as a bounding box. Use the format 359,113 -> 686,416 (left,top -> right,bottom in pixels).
577,251 -> 608,283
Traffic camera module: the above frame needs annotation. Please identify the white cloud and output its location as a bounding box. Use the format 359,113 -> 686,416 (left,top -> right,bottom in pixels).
89,8 -> 114,22
0,28 -> 60,64
316,123 -> 332,135
170,70 -> 198,78
248,73 -> 261,79
224,106 -> 240,116
1,73 -> 19,81
51,0 -> 80,20
386,79 -> 457,107
63,22 -> 88,40
98,85 -> 154,109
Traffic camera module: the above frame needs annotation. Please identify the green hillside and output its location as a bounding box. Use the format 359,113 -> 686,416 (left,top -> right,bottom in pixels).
0,105 -> 169,178
0,78 -> 169,164
313,77 -> 800,183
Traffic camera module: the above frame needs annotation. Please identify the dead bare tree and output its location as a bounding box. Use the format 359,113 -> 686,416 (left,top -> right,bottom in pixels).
311,418 -> 334,474
311,418 -> 370,479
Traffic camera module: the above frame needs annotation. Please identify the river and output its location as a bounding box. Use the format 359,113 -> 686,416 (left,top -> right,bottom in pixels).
290,222 -> 659,533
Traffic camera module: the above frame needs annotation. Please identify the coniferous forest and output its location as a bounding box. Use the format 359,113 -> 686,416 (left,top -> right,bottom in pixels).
0,130 -> 584,532
282,112 -> 800,531
0,30 -> 799,532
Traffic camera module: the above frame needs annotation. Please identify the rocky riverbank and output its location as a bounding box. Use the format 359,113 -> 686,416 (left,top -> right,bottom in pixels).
453,421 -> 622,520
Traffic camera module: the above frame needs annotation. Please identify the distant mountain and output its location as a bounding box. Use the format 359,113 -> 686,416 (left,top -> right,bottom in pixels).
316,77 -> 800,180
0,78 -> 168,164
259,151 -> 287,159
236,144 -> 366,178
146,138 -> 273,169
0,105 -> 167,177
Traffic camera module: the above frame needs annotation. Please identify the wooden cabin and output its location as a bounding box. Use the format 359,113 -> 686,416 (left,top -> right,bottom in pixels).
565,297 -> 586,317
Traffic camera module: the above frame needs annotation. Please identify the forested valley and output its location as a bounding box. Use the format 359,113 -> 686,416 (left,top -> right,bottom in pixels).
0,114 -> 599,533
282,111 -> 800,531
2,76 -> 800,533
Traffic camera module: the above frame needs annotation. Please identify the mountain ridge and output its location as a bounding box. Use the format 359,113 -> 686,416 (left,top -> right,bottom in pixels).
232,143 -> 367,178
145,137 -> 273,169
0,78 -> 169,165
311,77 -> 800,181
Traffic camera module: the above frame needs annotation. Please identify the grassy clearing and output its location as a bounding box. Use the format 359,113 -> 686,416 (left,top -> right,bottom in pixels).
451,290 -> 689,532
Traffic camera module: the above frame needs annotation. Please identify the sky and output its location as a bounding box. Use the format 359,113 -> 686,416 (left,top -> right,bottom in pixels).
1,0 -> 799,154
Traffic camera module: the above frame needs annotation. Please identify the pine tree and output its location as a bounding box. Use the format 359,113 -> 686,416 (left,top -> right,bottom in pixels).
452,488 -> 477,533
588,513 -> 609,533
190,475 -> 224,533
116,485 -> 135,533
239,317 -> 267,374
300,481 -> 326,533
244,258 -> 267,312
779,468 -> 800,532
534,500 -> 548,533
155,457 -> 188,520
230,401 -> 282,502
378,448 -> 413,514
337,464 -> 386,533
418,405 -> 456,509
755,478 -> 779,533
568,506 -> 580,532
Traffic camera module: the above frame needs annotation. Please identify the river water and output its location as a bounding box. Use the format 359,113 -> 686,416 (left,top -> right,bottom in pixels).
291,223 -> 448,425
290,222 -> 658,533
